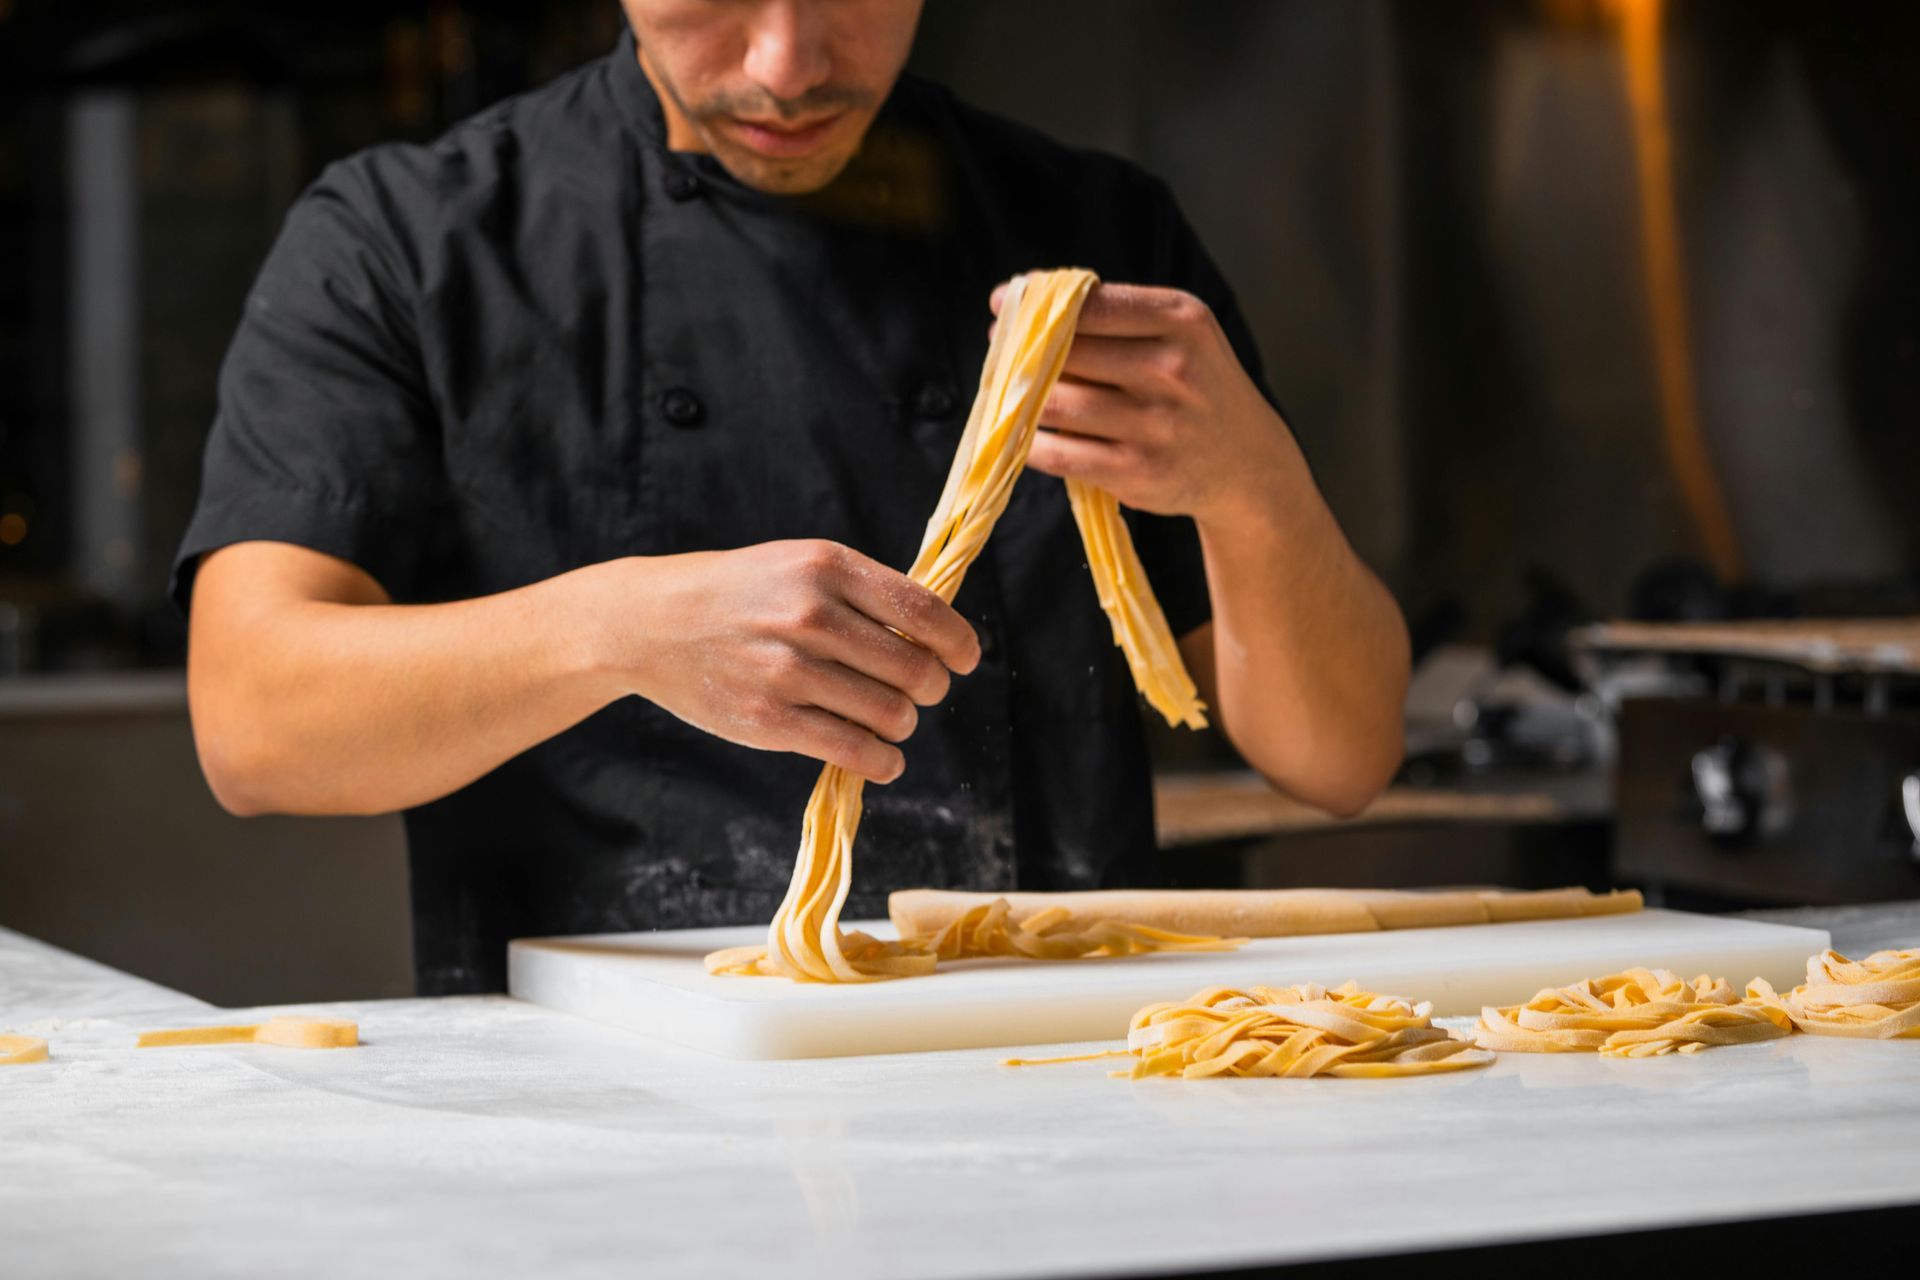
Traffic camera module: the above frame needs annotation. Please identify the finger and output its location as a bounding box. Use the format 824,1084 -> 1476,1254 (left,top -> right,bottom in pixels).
783,706 -> 906,783
808,602 -> 953,706
794,657 -> 921,743
1059,333 -> 1163,390
1041,378 -> 1153,445
1071,283 -> 1210,338
831,554 -> 981,674
1026,428 -> 1138,492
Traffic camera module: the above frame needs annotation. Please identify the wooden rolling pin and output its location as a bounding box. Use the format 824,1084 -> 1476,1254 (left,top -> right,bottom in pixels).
888,886 -> 1642,942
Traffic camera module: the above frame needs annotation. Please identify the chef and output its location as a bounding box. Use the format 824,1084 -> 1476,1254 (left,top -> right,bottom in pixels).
174,0 -> 1410,994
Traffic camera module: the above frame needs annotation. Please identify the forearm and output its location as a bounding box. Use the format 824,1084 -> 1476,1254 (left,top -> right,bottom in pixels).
1197,477 -> 1410,815
190,560 -> 623,816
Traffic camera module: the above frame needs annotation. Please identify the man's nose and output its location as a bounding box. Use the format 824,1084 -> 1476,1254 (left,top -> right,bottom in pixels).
741,0 -> 834,107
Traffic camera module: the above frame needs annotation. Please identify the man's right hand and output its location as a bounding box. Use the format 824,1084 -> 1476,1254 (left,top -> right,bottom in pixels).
580,540 -> 981,784
188,538 -> 977,817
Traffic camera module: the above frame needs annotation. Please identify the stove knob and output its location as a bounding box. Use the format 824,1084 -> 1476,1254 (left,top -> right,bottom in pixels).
1692,744 -> 1746,837
1691,739 -> 1793,842
1902,772 -> 1920,862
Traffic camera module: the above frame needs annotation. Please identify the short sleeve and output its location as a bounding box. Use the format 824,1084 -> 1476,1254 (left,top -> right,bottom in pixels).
170,160 -> 444,612
1125,177 -> 1287,640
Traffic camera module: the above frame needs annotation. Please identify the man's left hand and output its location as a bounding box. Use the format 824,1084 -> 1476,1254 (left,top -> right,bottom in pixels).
989,280 -> 1302,529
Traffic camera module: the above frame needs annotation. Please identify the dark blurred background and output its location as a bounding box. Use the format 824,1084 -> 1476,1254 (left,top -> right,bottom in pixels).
3,1 -> 1917,1003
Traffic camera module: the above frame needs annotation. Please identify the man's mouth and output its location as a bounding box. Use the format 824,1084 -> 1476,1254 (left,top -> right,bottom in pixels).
723,110 -> 850,160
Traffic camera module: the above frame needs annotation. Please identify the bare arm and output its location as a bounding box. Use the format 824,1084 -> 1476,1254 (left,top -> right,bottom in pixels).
1004,281 -> 1409,815
188,539 -> 980,817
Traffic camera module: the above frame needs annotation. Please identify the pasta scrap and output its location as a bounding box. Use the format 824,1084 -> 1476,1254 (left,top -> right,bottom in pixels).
136,1016 -> 359,1050
1008,983 -> 1494,1079
1,1034 -> 49,1065
1748,948 -> 1920,1039
1473,969 -> 1790,1058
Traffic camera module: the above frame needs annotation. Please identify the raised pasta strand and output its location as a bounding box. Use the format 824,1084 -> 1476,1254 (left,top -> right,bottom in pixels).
707,268 -> 1216,982
714,270 -> 1221,990
1065,480 -> 1207,728
713,270 -> 1095,982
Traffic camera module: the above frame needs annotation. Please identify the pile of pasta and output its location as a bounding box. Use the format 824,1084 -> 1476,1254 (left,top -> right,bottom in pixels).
1009,983 -> 1493,1078
706,894 -> 1243,976
1749,948 -> 1920,1039
1472,969 -> 1791,1058
708,268 -> 1216,984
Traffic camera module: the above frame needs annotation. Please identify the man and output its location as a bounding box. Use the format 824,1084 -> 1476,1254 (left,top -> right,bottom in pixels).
177,0 -> 1410,994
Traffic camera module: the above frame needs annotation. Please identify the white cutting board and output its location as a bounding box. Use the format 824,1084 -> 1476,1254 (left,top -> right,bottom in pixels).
507,909 -> 1829,1060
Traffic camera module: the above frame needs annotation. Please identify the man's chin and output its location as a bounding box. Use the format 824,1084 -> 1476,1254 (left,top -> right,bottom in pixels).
709,140 -> 860,196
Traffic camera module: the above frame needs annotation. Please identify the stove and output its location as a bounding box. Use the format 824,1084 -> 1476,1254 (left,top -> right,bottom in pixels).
1575,620 -> 1920,906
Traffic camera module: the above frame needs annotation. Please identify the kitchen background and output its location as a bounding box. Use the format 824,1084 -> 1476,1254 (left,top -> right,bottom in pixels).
3,0 -> 1916,1004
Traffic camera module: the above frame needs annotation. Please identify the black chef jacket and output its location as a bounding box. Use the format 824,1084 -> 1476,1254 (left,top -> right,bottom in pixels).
174,32 -> 1275,994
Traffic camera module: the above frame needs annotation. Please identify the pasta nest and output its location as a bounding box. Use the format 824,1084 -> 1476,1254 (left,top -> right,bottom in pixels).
1115,982 -> 1494,1079
1748,949 -> 1920,1039
1473,968 -> 1791,1057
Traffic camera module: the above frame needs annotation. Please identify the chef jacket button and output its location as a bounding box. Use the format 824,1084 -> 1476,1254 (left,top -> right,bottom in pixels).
660,387 -> 704,427
914,382 -> 956,419
664,169 -> 702,201
977,622 -> 1001,662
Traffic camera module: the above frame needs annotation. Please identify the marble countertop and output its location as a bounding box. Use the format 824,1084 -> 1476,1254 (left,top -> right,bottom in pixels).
5,908 -> 1920,1279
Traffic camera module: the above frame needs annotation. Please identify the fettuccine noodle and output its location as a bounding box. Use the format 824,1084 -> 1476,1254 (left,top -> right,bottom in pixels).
1748,948 -> 1920,1039
1065,480 -> 1207,728
708,268 -> 1213,983
1473,969 -> 1791,1058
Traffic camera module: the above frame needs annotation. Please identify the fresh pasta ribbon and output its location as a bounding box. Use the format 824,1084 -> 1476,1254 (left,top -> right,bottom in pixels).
1009,982 -> 1493,1078
1065,480 -> 1207,728
1473,969 -> 1790,1058
1748,948 -> 1920,1039
707,267 -> 1208,984
1,1034 -> 49,1065
136,1016 -> 360,1050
